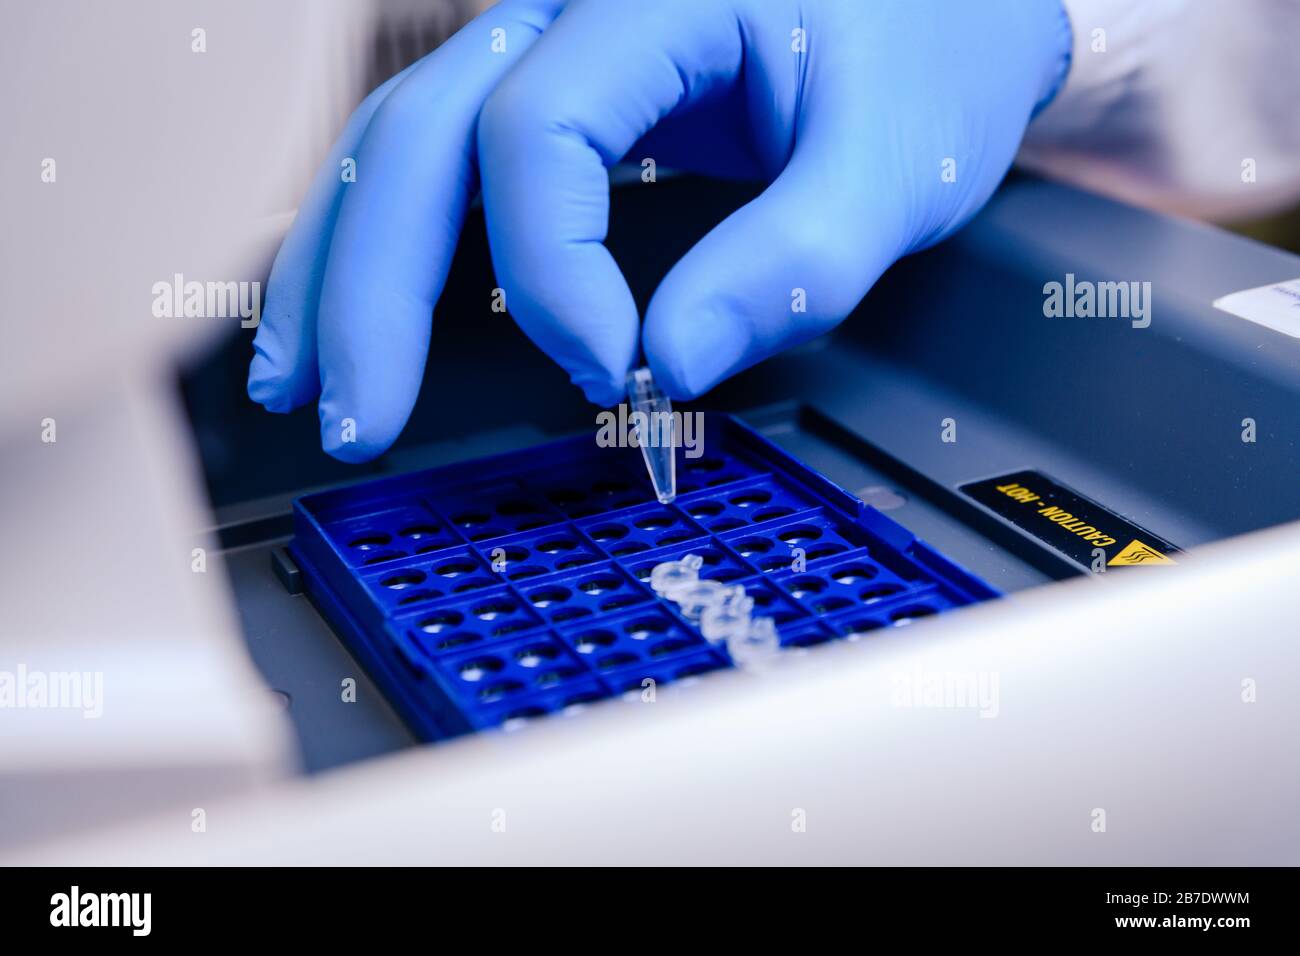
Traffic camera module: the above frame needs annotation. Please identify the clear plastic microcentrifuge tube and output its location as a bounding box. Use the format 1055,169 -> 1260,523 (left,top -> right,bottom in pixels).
649,554 -> 703,598
701,594 -> 754,644
674,580 -> 742,621
626,367 -> 676,504
727,616 -> 780,666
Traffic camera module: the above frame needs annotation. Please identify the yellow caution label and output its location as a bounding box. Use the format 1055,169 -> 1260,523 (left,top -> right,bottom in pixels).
962,470 -> 1183,571
1108,539 -> 1176,566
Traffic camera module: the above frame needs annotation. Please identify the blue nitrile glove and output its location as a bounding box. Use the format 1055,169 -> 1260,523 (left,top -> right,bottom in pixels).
249,0 -> 1072,462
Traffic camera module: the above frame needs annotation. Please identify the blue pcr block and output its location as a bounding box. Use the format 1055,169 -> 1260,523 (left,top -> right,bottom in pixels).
289,414 -> 999,740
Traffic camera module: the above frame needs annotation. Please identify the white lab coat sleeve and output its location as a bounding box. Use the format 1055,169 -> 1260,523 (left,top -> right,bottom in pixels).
1018,0 -> 1300,221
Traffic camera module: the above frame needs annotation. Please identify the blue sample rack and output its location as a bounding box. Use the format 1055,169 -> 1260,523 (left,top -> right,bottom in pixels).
289,414 -> 998,740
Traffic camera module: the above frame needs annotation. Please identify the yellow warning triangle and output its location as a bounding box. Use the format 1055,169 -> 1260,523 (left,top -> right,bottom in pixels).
1109,539 -> 1176,566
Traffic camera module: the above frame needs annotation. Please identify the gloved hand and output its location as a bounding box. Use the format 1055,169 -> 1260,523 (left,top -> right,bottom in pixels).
248,0 -> 1072,461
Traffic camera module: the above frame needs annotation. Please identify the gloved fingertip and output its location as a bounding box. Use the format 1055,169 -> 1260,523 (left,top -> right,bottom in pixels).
318,405 -> 394,464
644,355 -> 703,402
319,425 -> 387,464
322,440 -> 385,465
246,354 -> 292,413
572,368 -> 626,409
644,309 -> 750,402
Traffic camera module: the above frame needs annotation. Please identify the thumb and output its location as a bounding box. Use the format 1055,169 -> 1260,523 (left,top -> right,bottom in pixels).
642,148 -> 903,400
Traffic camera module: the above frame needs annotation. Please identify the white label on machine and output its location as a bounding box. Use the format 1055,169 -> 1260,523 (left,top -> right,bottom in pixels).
1212,278 -> 1300,338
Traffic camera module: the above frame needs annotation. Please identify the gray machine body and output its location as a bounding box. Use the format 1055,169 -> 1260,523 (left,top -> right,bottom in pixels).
192,176 -> 1300,772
